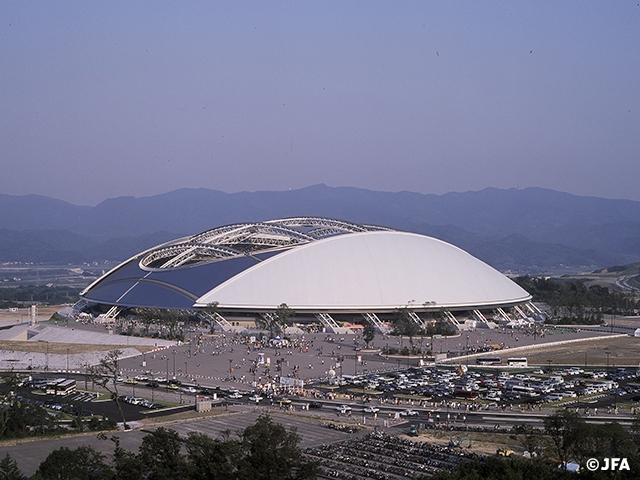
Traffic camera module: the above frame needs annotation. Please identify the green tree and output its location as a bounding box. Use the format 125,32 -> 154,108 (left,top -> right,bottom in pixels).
391,307 -> 421,352
88,349 -> 128,429
544,409 -> 585,467
138,427 -> 187,480
510,424 -> 546,456
258,303 -> 296,338
185,431 -> 241,480
133,308 -> 185,340
31,445 -> 112,480
110,435 -> 143,480
0,453 -> 24,480
238,414 -> 317,480
203,301 -> 221,333
273,303 -> 295,337
362,322 -> 375,348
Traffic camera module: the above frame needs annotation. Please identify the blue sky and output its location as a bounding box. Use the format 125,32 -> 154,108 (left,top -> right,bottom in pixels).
1,1 -> 639,205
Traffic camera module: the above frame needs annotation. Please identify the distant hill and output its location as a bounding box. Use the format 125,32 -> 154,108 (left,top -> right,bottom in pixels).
0,185 -> 639,271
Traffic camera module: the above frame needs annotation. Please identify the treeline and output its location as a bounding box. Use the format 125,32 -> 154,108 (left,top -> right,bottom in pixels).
514,276 -> 639,325
0,415 -> 317,480
0,285 -> 80,308
433,409 -> 640,480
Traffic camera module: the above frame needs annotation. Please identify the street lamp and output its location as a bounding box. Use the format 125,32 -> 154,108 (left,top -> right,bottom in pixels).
184,361 -> 188,378
362,369 -> 368,424
228,359 -> 233,381
466,335 -> 470,367
584,352 -> 587,369
172,351 -> 176,378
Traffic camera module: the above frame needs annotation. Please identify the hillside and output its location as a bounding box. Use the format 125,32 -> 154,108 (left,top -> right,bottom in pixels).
0,186 -> 639,272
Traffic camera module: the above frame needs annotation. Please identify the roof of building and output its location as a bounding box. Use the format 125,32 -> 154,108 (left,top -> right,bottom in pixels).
81,217 -> 531,313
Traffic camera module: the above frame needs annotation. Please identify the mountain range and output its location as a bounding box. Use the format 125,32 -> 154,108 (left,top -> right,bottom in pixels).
1,185 -> 639,273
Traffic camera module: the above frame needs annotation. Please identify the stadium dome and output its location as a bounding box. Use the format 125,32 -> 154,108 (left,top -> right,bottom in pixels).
80,217 -> 531,323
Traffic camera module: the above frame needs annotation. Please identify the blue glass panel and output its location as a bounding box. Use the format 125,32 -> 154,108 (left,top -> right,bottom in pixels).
82,280 -> 139,304
146,256 -> 259,296
117,280 -> 196,310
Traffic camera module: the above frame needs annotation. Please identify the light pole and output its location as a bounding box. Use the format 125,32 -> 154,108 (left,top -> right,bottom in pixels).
466,335 -> 470,367
185,361 -> 188,378
172,351 -> 176,378
354,353 -> 358,376
228,359 -> 233,381
362,369 -> 367,424
584,352 -> 587,369
66,348 -> 69,374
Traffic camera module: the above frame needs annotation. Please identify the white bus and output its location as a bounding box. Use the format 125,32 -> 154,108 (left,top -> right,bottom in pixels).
506,357 -> 528,367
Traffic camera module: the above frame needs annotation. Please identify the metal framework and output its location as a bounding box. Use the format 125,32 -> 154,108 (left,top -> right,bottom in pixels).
315,313 -> 353,334
362,312 -> 391,334
139,217 -> 391,270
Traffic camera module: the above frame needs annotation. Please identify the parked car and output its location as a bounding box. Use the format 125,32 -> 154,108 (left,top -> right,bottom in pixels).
401,409 -> 419,417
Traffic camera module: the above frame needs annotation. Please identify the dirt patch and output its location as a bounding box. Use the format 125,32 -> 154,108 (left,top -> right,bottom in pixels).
399,429 -> 521,456
0,340 -> 156,355
516,336 -> 640,367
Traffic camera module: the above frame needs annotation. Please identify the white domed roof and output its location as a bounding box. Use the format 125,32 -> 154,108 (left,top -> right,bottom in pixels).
195,231 -> 530,312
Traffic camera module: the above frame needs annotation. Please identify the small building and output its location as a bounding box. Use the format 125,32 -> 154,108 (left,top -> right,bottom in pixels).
46,378 -> 76,396
195,397 -> 212,412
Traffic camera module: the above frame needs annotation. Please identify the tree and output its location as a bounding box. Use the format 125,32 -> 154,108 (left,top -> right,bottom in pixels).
0,453 -> 24,480
109,435 -> 143,480
238,414 -> 317,480
88,349 -> 128,429
391,307 -> 421,352
256,303 -> 296,338
31,445 -> 112,480
273,303 -> 295,336
138,427 -> 187,480
203,301 -> 221,333
362,322 -> 375,348
132,307 -> 186,340
510,424 -> 546,456
185,431 -> 241,480
543,409 -> 585,467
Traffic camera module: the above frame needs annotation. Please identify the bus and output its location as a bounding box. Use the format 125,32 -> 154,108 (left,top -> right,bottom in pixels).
476,356 -> 501,365
506,357 -> 528,367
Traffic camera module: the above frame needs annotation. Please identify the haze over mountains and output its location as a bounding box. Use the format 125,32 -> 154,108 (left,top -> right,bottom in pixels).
1,185 -> 639,273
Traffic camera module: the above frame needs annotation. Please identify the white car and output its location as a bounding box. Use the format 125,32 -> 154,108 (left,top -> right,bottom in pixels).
336,404 -> 352,413
228,392 -> 243,399
364,406 -> 380,413
401,409 -> 419,417
248,394 -> 263,403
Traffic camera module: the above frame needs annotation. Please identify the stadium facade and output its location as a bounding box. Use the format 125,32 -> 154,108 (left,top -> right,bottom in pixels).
80,217 -> 535,333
